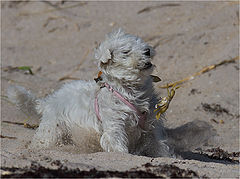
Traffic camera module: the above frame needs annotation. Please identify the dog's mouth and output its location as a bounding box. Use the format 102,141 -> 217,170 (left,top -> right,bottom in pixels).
143,62 -> 153,70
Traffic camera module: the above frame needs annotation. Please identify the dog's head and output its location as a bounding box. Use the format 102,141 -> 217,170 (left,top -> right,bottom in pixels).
95,29 -> 155,83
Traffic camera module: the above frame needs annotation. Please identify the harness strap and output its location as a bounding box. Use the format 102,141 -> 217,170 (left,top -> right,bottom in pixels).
94,83 -> 146,129
94,92 -> 101,121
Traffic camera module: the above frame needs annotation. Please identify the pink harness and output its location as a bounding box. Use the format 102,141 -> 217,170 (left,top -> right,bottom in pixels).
94,83 -> 146,128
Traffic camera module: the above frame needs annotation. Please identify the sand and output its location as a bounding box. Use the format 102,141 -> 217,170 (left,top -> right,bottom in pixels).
1,1 -> 239,178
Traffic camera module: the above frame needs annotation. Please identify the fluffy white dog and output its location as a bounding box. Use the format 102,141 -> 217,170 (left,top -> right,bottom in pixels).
8,29 -> 214,157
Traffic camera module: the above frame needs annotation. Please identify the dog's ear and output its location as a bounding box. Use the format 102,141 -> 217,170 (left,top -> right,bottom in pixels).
100,49 -> 112,63
99,49 -> 113,69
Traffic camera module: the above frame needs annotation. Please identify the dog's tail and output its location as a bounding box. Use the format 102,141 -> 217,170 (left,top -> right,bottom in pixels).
166,120 -> 216,154
7,85 -> 40,118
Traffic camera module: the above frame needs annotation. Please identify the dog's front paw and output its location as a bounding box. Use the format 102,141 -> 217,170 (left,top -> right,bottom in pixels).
100,132 -> 128,153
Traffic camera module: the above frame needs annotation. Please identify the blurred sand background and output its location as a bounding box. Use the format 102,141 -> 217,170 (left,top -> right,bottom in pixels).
1,1 -> 239,177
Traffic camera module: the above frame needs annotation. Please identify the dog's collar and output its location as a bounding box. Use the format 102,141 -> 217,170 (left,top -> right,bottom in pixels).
94,82 -> 146,129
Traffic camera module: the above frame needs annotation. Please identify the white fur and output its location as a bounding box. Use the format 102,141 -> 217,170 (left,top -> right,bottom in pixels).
8,29 -> 174,157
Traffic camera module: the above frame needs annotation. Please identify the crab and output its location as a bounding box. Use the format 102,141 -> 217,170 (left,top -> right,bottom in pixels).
154,84 -> 180,120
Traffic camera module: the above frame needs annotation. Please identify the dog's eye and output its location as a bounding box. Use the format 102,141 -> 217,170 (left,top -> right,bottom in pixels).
144,48 -> 151,56
122,50 -> 130,54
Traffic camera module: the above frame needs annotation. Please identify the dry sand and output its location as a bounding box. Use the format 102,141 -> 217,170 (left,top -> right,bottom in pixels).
1,1 -> 239,178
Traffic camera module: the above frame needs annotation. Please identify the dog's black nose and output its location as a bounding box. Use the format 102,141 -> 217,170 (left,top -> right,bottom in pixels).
143,48 -> 151,57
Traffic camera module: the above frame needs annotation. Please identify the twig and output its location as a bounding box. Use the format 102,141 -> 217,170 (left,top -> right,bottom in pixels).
0,135 -> 17,139
2,121 -> 39,130
24,123 -> 39,129
58,76 -> 80,81
138,3 -> 180,14
2,121 -> 24,126
19,2 -> 87,16
48,27 -> 58,33
43,16 -> 64,27
159,56 -> 239,88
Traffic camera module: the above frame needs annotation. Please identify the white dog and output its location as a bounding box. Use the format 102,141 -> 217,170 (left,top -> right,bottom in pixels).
7,29 -> 214,157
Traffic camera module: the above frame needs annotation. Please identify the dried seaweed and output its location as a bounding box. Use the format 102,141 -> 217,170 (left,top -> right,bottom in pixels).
188,88 -> 201,96
159,56 -> 239,88
2,66 -> 33,75
202,147 -> 239,163
201,103 -> 233,117
1,162 -> 200,178
134,163 -> 199,178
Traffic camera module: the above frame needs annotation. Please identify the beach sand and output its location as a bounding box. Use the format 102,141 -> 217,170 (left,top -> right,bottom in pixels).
1,1 -> 239,177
